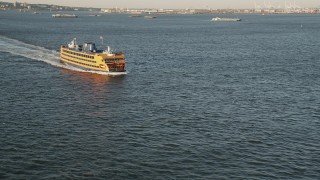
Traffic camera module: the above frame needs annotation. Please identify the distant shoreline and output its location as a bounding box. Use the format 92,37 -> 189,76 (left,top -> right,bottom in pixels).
1,1 -> 319,14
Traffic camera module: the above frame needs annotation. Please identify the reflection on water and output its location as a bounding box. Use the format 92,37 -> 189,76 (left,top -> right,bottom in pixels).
60,68 -> 126,113
58,68 -> 128,119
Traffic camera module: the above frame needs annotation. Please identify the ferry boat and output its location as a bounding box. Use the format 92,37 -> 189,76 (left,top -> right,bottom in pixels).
88,14 -> 101,17
52,14 -> 78,18
211,17 -> 241,21
60,39 -> 126,73
144,16 -> 157,19
129,14 -> 142,18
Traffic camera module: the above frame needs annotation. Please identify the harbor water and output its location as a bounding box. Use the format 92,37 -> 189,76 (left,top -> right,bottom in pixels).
0,11 -> 320,179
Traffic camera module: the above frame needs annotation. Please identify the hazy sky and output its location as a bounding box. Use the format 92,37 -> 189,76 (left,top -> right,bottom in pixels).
6,0 -> 320,9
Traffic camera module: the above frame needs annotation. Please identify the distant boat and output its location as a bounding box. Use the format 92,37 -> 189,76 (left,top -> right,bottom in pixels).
89,14 -> 101,17
52,14 -> 78,18
211,17 -> 241,21
33,12 -> 39,14
144,16 -> 157,19
129,14 -> 142,18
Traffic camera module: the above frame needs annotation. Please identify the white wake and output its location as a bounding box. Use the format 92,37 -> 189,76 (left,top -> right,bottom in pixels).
0,35 -> 127,76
